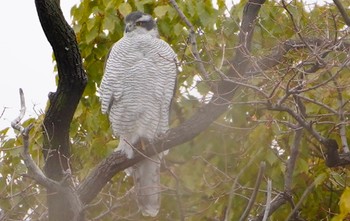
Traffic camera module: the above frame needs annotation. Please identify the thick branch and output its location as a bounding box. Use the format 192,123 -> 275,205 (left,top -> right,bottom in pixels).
333,0 -> 350,26
77,0 -> 266,205
35,0 -> 87,220
35,0 -> 87,179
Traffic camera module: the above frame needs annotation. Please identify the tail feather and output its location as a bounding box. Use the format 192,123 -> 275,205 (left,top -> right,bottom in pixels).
133,156 -> 161,217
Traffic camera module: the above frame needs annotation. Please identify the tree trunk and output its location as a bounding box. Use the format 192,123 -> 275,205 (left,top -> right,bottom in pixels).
35,0 -> 87,220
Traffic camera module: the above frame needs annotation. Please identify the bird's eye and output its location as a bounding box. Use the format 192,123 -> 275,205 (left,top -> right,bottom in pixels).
135,21 -> 144,26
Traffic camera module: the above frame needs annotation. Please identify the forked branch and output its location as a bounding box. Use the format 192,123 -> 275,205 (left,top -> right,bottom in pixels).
11,89 -> 61,191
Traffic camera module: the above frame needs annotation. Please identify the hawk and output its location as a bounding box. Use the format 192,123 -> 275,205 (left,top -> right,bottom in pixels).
99,11 -> 177,216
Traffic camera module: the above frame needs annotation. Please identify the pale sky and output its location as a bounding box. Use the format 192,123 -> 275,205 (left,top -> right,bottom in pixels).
0,0 -> 331,132
0,1 -> 80,130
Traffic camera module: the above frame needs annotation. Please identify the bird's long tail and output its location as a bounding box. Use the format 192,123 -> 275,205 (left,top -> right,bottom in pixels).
133,156 -> 161,217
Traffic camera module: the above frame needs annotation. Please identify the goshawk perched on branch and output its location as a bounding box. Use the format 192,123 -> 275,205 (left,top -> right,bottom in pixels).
99,11 -> 177,216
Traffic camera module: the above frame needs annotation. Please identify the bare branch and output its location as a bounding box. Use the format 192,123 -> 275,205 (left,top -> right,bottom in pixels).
332,75 -> 349,153
11,88 -> 26,132
20,125 -> 62,190
285,180 -> 317,221
268,103 -> 350,167
0,107 -> 6,120
224,148 -> 264,221
262,179 -> 272,221
333,0 -> 350,26
239,161 -> 266,221
284,128 -> 303,193
268,104 -> 325,143
168,0 -> 211,83
296,95 -> 337,114
11,89 -> 61,191
249,39 -> 350,75
253,193 -> 292,221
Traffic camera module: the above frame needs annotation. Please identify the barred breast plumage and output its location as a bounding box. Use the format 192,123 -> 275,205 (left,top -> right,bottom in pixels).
101,34 -> 176,140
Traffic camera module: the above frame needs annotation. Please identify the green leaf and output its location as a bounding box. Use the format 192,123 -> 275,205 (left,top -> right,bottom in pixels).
118,2 -> 132,17
314,172 -> 327,187
103,14 -> 116,33
154,5 -> 169,18
86,17 -> 96,31
85,27 -> 98,43
173,23 -> 183,36
265,149 -> 278,166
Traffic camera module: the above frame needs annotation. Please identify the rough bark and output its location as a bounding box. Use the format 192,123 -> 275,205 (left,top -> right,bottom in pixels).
35,0 -> 87,220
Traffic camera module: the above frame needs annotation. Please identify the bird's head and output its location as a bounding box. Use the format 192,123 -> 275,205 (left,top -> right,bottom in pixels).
124,11 -> 159,38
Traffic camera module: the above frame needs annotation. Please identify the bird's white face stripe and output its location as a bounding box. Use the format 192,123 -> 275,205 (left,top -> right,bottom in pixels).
137,14 -> 152,22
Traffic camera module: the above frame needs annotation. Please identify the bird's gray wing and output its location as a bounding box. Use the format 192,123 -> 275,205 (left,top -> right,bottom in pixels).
153,38 -> 177,133
99,40 -> 124,115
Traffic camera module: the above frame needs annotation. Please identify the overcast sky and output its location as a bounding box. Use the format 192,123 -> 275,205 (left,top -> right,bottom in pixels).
0,1 -> 80,130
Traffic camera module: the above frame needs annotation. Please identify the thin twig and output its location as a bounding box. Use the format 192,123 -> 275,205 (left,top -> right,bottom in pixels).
269,104 -> 325,143
284,127 -> 303,193
262,179 -> 272,221
224,148 -> 263,221
239,161 -> 266,221
167,168 -> 185,221
168,0 -> 211,83
281,0 -> 326,67
284,180 -> 317,221
296,95 -> 337,114
11,89 -> 61,191
11,88 -> 26,132
331,75 -> 349,152
0,107 -> 6,120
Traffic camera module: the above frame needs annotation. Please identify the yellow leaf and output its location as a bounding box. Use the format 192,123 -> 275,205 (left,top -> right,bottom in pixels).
339,188 -> 350,215
332,187 -> 350,221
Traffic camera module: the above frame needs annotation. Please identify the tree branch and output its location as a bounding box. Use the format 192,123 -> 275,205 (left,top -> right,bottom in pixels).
239,162 -> 266,221
262,179 -> 272,221
285,180 -> 317,221
284,128 -> 303,193
249,39 -> 343,75
224,148 -> 264,221
168,0 -> 211,84
333,0 -> 350,26
35,0 -> 87,220
11,89 -> 62,191
35,0 -> 87,179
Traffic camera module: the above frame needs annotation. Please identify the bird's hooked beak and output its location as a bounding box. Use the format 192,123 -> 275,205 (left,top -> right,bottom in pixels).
125,23 -> 135,33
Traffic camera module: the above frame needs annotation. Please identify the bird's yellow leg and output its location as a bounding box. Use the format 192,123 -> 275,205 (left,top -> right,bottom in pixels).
140,137 -> 147,151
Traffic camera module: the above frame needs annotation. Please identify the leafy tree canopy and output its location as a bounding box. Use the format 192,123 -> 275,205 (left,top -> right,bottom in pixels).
1,0 -> 350,220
